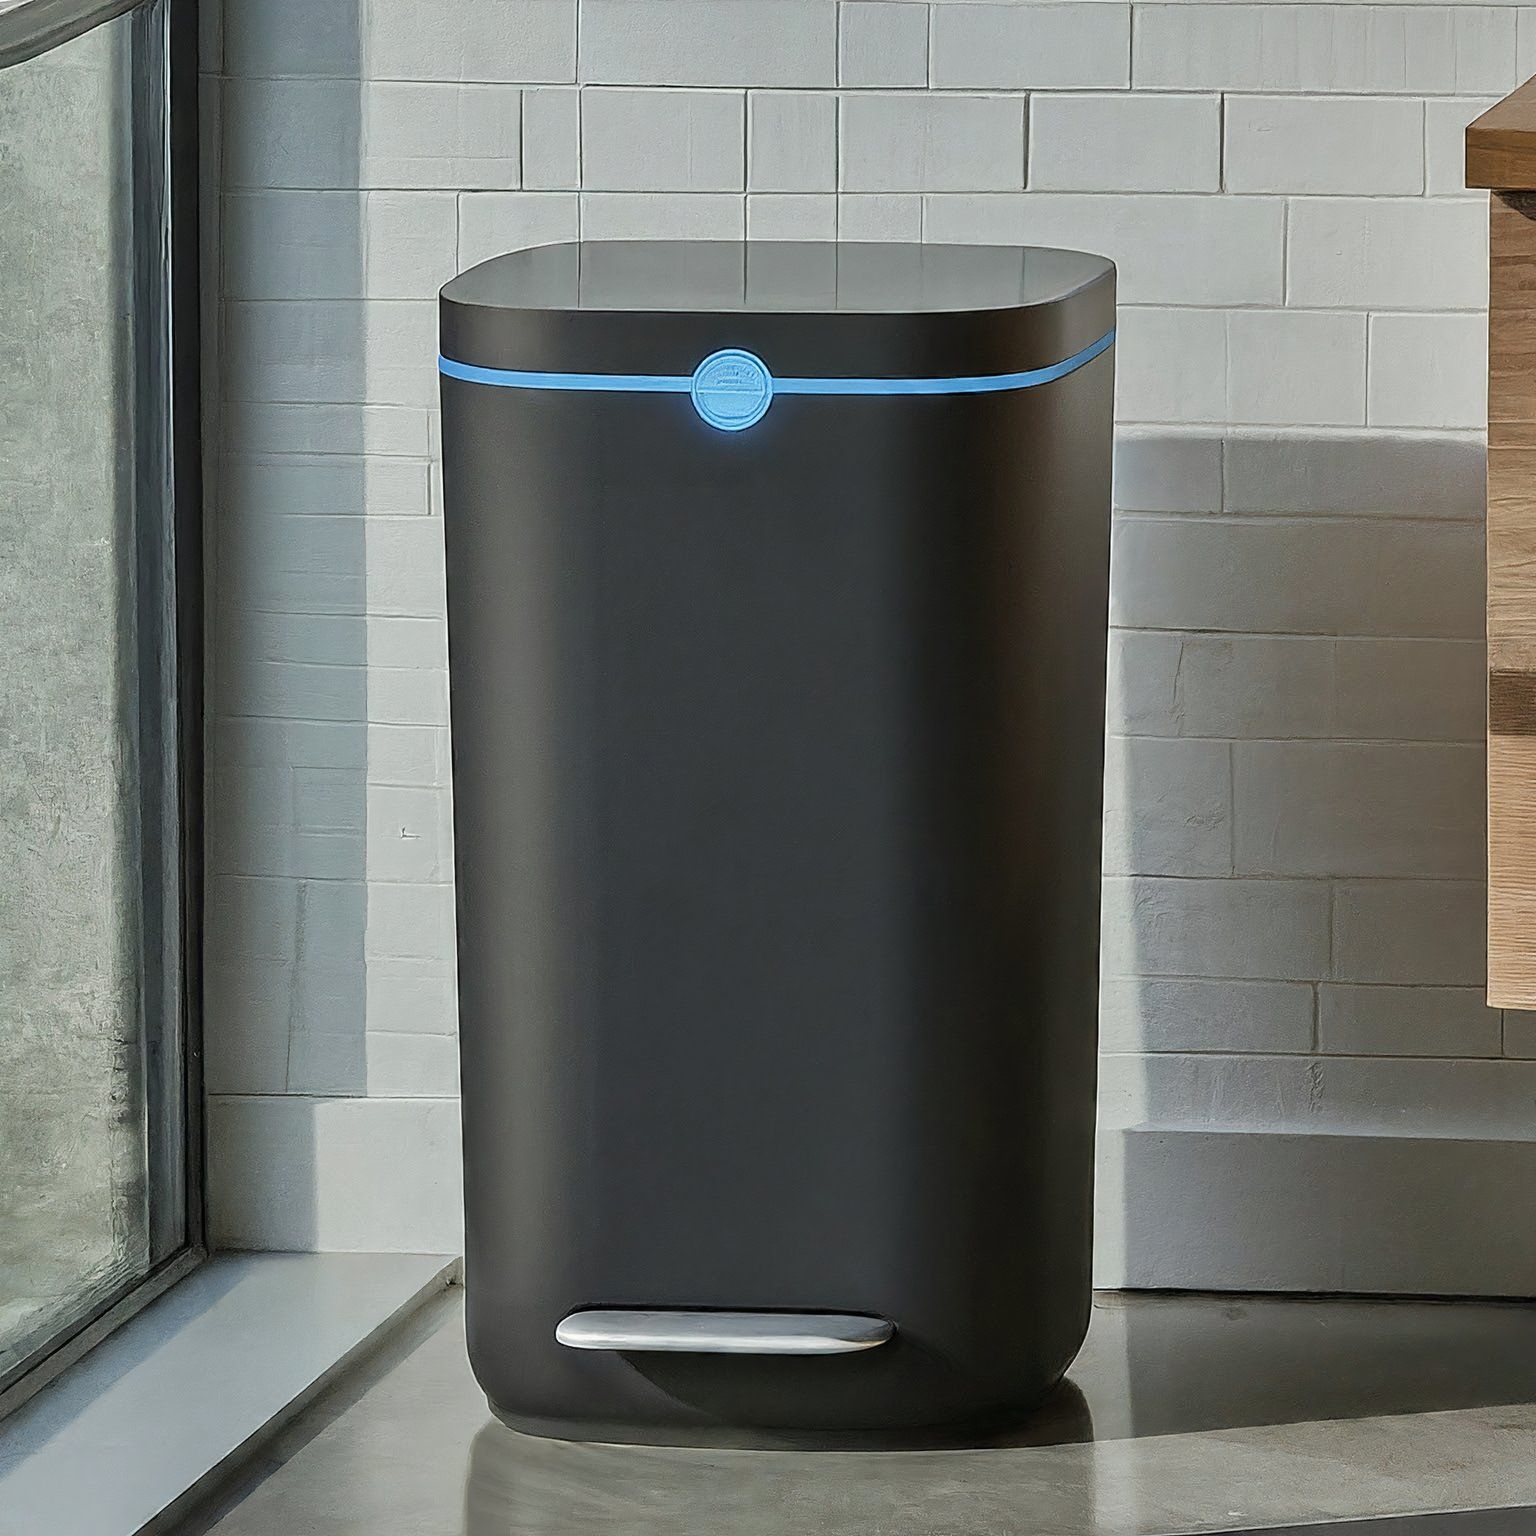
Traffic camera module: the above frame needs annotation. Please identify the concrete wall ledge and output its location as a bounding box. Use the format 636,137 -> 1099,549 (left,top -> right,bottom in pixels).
1096,1126 -> 1536,1297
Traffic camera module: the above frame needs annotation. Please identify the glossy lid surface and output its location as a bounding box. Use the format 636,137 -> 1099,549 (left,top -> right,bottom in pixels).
441,241 -> 1114,316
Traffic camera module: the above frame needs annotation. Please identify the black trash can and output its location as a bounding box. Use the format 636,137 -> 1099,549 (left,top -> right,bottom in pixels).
439,241 -> 1116,1445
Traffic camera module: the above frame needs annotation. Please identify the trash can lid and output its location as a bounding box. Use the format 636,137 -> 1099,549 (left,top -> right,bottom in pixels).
439,240 -> 1115,383
442,240 -> 1111,316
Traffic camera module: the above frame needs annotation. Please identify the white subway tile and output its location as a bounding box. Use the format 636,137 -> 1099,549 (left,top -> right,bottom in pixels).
366,785 -> 455,883
840,1 -> 930,87
218,659 -> 367,724
1222,431 -> 1486,517
232,611 -> 446,670
1110,515 -> 1484,638
1233,741 -> 1484,879
362,192 -> 460,300
458,192 -> 579,270
523,88 -> 581,189
363,0 -> 576,82
1287,197 -> 1488,310
1425,96 -> 1500,196
361,83 -> 522,190
224,455 -> 431,519
208,1096 -> 463,1252
747,193 -> 839,239
224,191 -> 457,302
749,93 -> 838,192
1134,6 -> 1517,95
1367,312 -> 1488,432
364,667 -> 452,725
1332,879 -> 1485,986
841,93 -> 1026,191
361,1033 -> 461,1097
1030,94 -> 1221,193
839,193 -> 924,239
1101,876 -> 1330,981
206,875 -> 299,965
1319,985 -> 1502,1057
1100,977 -> 1315,1054
1225,96 -> 1424,196
223,299 -> 439,409
1113,429 -> 1225,513
1225,309 -> 1367,427
218,511 -> 445,619
1506,1010 -> 1536,1058
224,403 -> 435,459
1113,307 -> 1228,423
213,717 -> 363,775
931,3 -> 1131,90
260,880 -> 364,971
1109,632 -> 1486,744
225,80 -> 360,189
223,191 -> 359,298
1103,1053 -> 1536,1139
581,89 -> 745,191
366,962 -> 458,1034
226,0 -> 360,77
1102,736 -> 1233,876
286,1032 -> 369,1096
579,192 -> 746,239
208,760 -> 359,881
579,0 -> 837,86
925,194 -> 1286,305
1521,8 -> 1536,80
366,724 -> 452,786
1330,637 -> 1486,743
203,965 -> 294,1096
363,882 -> 456,963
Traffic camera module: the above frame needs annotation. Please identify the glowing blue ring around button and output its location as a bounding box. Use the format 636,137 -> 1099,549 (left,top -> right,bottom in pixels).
690,348 -> 774,432
436,329 -> 1116,423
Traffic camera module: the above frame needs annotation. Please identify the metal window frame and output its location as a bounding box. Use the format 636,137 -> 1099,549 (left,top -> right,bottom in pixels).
0,0 -> 204,1420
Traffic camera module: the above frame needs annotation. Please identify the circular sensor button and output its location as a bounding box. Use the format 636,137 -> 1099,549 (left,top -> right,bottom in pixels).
690,349 -> 774,432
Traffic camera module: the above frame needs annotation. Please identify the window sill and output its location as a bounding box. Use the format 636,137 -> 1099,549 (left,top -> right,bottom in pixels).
0,1251 -> 459,1536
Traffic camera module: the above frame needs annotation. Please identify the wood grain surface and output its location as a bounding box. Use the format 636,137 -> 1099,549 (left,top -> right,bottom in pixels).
1469,77 -> 1536,191
1477,108 -> 1536,1000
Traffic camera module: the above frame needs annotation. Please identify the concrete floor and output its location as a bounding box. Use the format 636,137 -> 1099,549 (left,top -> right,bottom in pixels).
186,1290 -> 1536,1536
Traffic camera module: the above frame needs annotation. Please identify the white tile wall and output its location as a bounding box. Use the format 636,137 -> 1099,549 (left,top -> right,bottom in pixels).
208,0 -> 1522,1267
1223,96 -> 1426,194
925,194 -> 1287,304
579,0 -> 837,87
747,193 -> 840,239
929,4 -> 1132,91
362,0 -> 577,85
749,93 -> 838,191
839,2 -> 930,88
1367,311 -> 1489,428
1132,6 -> 1517,95
522,89 -> 581,189
1285,197 -> 1489,310
1028,94 -> 1222,192
840,93 -> 1026,190
580,90 -> 745,191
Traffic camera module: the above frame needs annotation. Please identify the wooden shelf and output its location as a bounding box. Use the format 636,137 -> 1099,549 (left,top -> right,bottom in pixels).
1468,76 -> 1536,1006
1468,77 -> 1536,190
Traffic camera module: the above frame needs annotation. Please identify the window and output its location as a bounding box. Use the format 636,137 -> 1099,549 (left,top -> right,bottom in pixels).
0,0 -> 202,1414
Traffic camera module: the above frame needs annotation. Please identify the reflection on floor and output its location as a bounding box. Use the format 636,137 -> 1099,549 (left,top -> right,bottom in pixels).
184,1290 -> 1536,1536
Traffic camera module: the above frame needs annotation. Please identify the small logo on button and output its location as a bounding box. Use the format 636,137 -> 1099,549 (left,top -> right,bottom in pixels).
690,349 -> 774,432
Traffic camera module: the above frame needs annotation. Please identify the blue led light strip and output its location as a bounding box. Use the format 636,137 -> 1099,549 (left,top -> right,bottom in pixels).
437,327 -> 1115,397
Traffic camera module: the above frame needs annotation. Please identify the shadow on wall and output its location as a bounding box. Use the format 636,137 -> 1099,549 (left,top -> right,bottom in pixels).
1098,430 -> 1510,1295
203,0 -> 459,1253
